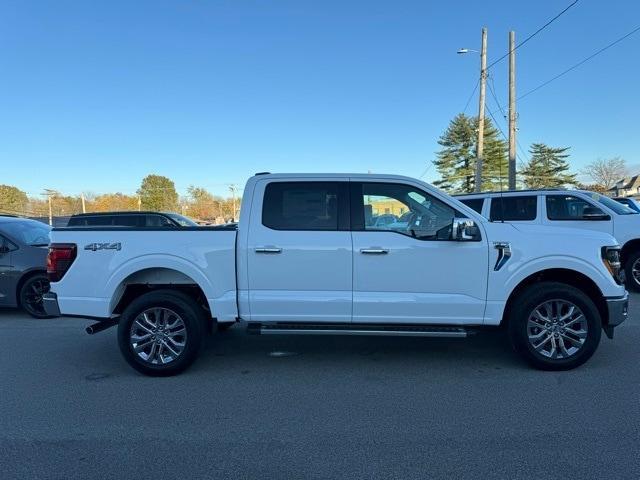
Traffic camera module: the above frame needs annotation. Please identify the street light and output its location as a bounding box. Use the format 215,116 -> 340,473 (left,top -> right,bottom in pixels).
457,28 -> 487,192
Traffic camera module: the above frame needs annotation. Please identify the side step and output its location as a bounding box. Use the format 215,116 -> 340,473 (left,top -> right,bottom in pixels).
247,322 -> 470,338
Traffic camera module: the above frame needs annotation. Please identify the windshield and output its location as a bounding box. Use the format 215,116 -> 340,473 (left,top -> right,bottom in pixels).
165,213 -> 198,227
585,192 -> 638,215
4,220 -> 51,245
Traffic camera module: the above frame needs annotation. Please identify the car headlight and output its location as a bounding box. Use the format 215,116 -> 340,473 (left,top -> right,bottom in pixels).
601,246 -> 624,284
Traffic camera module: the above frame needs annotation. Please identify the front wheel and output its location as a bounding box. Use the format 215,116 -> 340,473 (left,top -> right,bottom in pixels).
508,282 -> 602,371
117,290 -> 206,376
623,250 -> 640,292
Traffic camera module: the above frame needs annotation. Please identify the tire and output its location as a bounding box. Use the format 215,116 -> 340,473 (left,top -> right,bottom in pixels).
623,250 -> 640,292
118,290 -> 206,376
19,273 -> 52,319
507,282 -> 602,371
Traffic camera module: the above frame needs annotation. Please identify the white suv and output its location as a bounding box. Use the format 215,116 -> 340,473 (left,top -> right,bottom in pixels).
456,189 -> 640,290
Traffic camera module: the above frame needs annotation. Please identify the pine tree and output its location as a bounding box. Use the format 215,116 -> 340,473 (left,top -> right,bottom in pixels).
520,144 -> 577,189
432,113 -> 507,193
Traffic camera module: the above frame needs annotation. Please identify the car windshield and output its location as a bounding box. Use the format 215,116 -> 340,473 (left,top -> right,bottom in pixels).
5,220 -> 51,245
165,213 -> 198,227
586,192 -> 638,215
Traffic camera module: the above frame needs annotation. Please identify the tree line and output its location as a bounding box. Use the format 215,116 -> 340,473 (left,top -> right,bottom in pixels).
0,174 -> 240,223
433,113 -> 628,193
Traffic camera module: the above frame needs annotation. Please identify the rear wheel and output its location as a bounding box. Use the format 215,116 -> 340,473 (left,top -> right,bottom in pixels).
118,290 -> 206,376
19,273 -> 51,319
508,282 -> 602,370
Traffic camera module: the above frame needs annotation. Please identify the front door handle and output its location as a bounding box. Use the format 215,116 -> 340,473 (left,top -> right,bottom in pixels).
255,247 -> 283,254
360,248 -> 389,254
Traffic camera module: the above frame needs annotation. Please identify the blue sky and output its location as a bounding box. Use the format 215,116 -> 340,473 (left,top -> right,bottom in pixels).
1,0 -> 639,197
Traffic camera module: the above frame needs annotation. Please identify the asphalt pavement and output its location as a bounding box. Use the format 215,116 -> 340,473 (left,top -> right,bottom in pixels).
1,295 -> 639,479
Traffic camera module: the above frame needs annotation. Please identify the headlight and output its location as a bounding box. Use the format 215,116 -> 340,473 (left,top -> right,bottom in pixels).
601,246 -> 624,284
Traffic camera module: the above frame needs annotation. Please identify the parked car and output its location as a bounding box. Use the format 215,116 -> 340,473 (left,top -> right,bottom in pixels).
0,215 -> 51,318
67,211 -> 198,228
456,189 -> 640,291
44,173 -> 627,376
612,197 -> 640,213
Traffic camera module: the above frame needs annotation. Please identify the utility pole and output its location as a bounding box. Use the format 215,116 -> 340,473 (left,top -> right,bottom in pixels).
229,184 -> 238,222
81,193 -> 86,213
508,30 -> 517,190
42,189 -> 57,226
475,27 -> 488,193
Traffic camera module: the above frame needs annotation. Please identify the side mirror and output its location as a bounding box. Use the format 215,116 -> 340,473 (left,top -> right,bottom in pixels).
453,218 -> 481,241
582,207 -> 610,221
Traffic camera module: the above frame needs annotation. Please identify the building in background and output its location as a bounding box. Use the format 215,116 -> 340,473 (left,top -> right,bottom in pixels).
608,175 -> 640,198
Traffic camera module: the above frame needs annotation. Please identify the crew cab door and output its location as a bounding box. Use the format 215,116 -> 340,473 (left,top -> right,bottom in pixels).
350,181 -> 488,325
246,179 -> 352,323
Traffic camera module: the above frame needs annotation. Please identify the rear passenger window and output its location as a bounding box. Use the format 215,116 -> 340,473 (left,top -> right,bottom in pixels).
262,182 -> 340,230
490,196 -> 537,221
459,198 -> 484,214
145,215 -> 173,227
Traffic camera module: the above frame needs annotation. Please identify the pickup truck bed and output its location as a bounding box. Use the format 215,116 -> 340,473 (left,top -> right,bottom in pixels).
48,226 -> 239,323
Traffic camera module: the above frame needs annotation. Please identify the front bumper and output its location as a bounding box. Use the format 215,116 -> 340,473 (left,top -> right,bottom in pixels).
606,292 -> 628,327
42,292 -> 61,317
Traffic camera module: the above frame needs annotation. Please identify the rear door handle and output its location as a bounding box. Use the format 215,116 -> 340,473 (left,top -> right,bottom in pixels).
360,248 -> 389,254
255,247 -> 282,254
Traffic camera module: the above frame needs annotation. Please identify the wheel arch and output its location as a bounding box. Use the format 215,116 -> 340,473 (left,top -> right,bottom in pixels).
621,239 -> 640,262
501,268 -> 609,328
110,267 -> 211,320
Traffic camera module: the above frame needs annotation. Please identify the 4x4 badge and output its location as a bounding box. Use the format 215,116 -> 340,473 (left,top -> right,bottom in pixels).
84,242 -> 121,252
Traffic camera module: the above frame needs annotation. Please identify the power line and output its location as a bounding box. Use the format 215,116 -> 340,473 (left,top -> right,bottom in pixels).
487,75 -> 507,117
519,24 -> 640,100
462,78 -> 480,114
487,0 -> 580,70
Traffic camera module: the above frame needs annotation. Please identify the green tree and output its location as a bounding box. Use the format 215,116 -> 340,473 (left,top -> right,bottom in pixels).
187,186 -> 216,220
137,174 -> 178,211
432,113 -> 508,193
0,185 -> 28,214
520,144 -> 577,189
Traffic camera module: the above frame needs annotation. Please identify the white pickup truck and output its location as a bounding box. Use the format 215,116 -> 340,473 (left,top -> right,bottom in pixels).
43,173 -> 628,375
456,189 -> 640,292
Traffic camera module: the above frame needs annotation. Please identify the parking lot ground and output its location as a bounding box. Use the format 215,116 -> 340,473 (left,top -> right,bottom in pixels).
1,294 -> 639,480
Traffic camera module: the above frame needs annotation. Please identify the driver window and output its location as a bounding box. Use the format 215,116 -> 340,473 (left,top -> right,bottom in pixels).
361,183 -> 456,240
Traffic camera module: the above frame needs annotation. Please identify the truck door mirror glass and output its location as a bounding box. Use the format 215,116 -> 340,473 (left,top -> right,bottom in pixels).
453,218 -> 481,241
582,207 -> 610,221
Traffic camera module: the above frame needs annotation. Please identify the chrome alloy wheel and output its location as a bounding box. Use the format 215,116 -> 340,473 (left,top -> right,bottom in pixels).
527,300 -> 588,359
632,258 -> 640,286
129,308 -> 187,365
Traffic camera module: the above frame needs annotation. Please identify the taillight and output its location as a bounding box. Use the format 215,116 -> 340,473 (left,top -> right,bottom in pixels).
47,243 -> 77,282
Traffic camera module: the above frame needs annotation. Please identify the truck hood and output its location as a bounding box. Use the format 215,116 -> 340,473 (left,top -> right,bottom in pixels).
507,223 -> 619,245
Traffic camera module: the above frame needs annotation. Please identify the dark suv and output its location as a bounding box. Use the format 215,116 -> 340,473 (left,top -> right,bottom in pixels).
66,211 -> 197,228
0,216 -> 51,318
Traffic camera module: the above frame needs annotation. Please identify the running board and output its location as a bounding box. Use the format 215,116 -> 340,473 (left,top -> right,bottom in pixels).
247,323 -> 470,338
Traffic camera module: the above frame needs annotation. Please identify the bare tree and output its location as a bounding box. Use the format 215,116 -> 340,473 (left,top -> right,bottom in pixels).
582,157 -> 627,189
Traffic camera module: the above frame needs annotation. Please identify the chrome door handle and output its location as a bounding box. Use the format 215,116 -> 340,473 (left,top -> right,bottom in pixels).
360,248 -> 389,254
255,247 -> 282,254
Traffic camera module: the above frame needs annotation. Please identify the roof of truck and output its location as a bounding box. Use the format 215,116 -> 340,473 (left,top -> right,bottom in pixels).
454,189 -> 590,197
